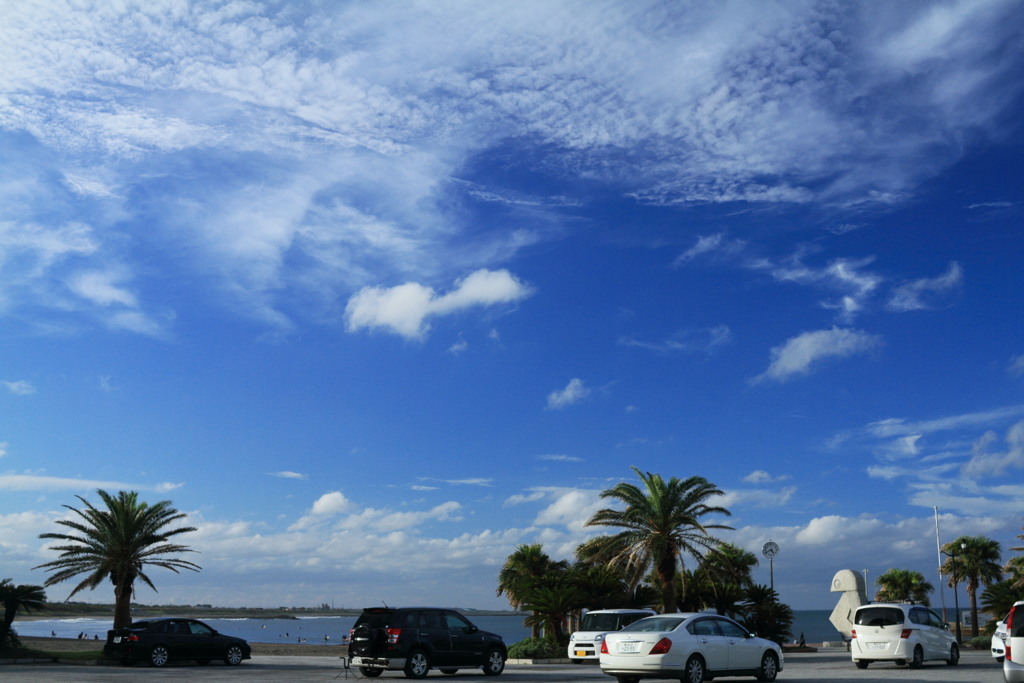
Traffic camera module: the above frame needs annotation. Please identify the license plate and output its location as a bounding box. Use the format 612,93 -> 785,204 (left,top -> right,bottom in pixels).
619,642 -> 641,653
113,636 -> 121,644
868,642 -> 886,651
575,650 -> 587,656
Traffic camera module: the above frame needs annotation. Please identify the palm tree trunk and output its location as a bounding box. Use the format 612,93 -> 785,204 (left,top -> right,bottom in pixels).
657,554 -> 677,613
113,581 -> 133,630
969,588 -> 979,639
531,611 -> 540,640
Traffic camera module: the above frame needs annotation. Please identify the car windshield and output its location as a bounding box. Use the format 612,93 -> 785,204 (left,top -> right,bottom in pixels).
621,617 -> 685,633
855,607 -> 905,626
580,613 -> 624,631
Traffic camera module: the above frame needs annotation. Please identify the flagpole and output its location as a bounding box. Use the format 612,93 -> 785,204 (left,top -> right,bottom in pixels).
935,506 -> 947,622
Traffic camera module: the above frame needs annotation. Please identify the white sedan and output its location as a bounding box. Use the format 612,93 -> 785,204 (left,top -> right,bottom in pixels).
600,613 -> 783,683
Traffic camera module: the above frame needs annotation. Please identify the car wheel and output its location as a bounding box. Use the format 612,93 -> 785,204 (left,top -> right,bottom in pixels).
224,644 -> 244,666
195,659 -> 210,665
997,656 -> 1005,663
615,677 -> 639,683
120,658 -> 135,667
404,649 -> 430,679
684,654 -> 705,683
359,667 -> 383,678
946,642 -> 959,666
757,651 -> 779,681
148,645 -> 170,667
909,645 -> 924,669
440,669 -> 458,675
483,647 -> 505,676
855,660 -> 869,669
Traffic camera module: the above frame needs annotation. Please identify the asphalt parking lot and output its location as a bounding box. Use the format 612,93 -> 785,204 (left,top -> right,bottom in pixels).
0,650 -> 1005,682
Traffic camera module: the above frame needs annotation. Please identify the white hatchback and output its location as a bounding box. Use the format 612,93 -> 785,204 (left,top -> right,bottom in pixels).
568,609 -> 656,663
1004,600 -> 1024,683
851,603 -> 958,669
600,613 -> 783,683
994,614 -> 1009,662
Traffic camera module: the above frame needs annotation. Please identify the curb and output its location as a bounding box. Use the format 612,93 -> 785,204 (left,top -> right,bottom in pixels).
507,658 -> 573,665
0,658 -> 119,666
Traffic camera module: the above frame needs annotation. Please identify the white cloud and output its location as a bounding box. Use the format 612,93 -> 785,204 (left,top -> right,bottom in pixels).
310,491 -> 352,515
620,325 -> 732,355
0,474 -> 179,493
742,470 -> 791,484
960,420 -> 1024,478
269,471 -> 308,480
447,338 -> 468,355
1009,355 -> 1024,376
673,234 -> 746,266
867,465 -> 908,481
546,378 -> 591,409
3,380 -> 35,395
887,262 -> 963,311
750,254 -> 883,321
865,406 -> 1024,437
536,454 -> 584,462
0,442 -> 7,457
876,434 -> 923,461
345,269 -> 533,339
752,327 -> 882,384
719,486 -> 796,509
532,489 -> 606,532
67,270 -> 136,307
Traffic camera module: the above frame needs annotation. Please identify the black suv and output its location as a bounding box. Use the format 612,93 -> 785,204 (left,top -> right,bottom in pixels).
348,607 -> 507,679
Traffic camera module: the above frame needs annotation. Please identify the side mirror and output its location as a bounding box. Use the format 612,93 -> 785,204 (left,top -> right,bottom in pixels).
748,633 -> 756,639
465,626 -> 478,634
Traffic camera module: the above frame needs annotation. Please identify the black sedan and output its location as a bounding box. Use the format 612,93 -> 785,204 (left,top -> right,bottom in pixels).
104,618 -> 251,667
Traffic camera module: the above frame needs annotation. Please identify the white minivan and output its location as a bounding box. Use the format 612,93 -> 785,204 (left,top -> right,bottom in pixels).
567,608 -> 656,663
851,603 -> 958,669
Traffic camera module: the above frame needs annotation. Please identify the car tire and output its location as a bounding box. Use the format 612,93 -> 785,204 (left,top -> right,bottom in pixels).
120,658 -> 134,667
360,667 -> 383,677
483,647 -> 505,676
757,651 -> 779,681
855,660 -> 869,669
440,669 -> 458,674
224,644 -> 244,666
195,658 -> 210,665
615,677 -> 639,683
148,645 -> 170,667
909,645 -> 924,669
684,654 -> 705,683
997,656 -> 1005,663
946,642 -> 959,666
404,649 -> 430,679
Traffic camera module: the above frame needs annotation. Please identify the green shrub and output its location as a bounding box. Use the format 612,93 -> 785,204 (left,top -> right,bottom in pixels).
506,637 -> 563,659
967,635 -> 990,650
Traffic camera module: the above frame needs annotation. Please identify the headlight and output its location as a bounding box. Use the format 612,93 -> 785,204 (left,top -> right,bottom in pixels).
569,634 -> 575,642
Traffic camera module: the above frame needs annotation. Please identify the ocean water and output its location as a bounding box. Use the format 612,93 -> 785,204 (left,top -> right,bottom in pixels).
13,611 -> 839,646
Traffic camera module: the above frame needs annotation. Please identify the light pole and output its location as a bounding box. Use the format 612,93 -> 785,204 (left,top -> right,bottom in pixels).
942,541 -> 966,644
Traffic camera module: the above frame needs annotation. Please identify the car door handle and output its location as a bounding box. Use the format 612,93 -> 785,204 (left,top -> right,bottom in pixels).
699,638 -> 709,643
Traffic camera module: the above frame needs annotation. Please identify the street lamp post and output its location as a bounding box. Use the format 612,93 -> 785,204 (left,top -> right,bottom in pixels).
942,542 -> 965,644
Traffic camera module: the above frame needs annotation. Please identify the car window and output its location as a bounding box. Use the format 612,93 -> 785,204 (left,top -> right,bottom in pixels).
129,620 -> 156,632
357,610 -> 393,628
580,613 -> 622,631
390,611 -> 417,628
855,607 -> 905,626
445,613 -> 472,632
925,610 -> 944,629
188,622 -> 213,635
419,611 -> 446,629
622,617 -> 685,633
688,619 -> 720,636
620,613 -> 649,628
715,619 -> 748,638
909,609 -> 923,625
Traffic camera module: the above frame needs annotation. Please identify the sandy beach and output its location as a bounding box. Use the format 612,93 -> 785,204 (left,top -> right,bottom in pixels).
20,636 -> 348,658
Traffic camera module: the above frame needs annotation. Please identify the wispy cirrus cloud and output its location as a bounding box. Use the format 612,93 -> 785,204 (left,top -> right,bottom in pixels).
3,380 -> 35,395
0,474 -> 180,493
752,327 -> 882,384
269,471 -> 307,480
620,325 -> 732,356
887,262 -> 963,311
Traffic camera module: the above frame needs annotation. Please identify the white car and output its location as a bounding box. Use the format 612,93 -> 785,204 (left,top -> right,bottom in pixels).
599,613 -> 783,683
1005,600 -> 1024,683
568,609 -> 656,663
850,603 -> 958,669
994,614 -> 1009,662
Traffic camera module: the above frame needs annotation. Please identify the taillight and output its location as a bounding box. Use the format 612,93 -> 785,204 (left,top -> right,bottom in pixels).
900,629 -> 912,639
600,640 -> 609,654
387,628 -> 401,645
128,635 -> 139,642
851,629 -> 857,639
348,629 -> 354,640
649,638 -> 672,655
1008,606 -> 1015,661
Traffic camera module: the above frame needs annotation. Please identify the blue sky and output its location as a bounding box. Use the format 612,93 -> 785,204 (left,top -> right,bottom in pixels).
1,1 -> 1023,612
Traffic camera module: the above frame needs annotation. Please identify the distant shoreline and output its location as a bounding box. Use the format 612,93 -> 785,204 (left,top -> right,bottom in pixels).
19,607 -> 527,621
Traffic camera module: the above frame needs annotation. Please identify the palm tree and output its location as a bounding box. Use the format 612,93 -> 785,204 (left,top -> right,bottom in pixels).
741,584 -> 794,647
702,543 -> 759,588
874,568 -> 934,605
496,543 -> 568,638
1008,520 -> 1024,589
941,535 -> 1002,638
519,574 -> 587,644
981,580 -> 1024,629
34,489 -> 200,629
578,467 -> 732,613
0,579 -> 46,648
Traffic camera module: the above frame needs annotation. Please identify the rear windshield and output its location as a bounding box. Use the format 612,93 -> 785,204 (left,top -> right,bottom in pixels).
620,617 -> 685,633
855,607 -> 905,626
356,610 -> 394,628
580,613 -> 622,631
127,621 -> 157,631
